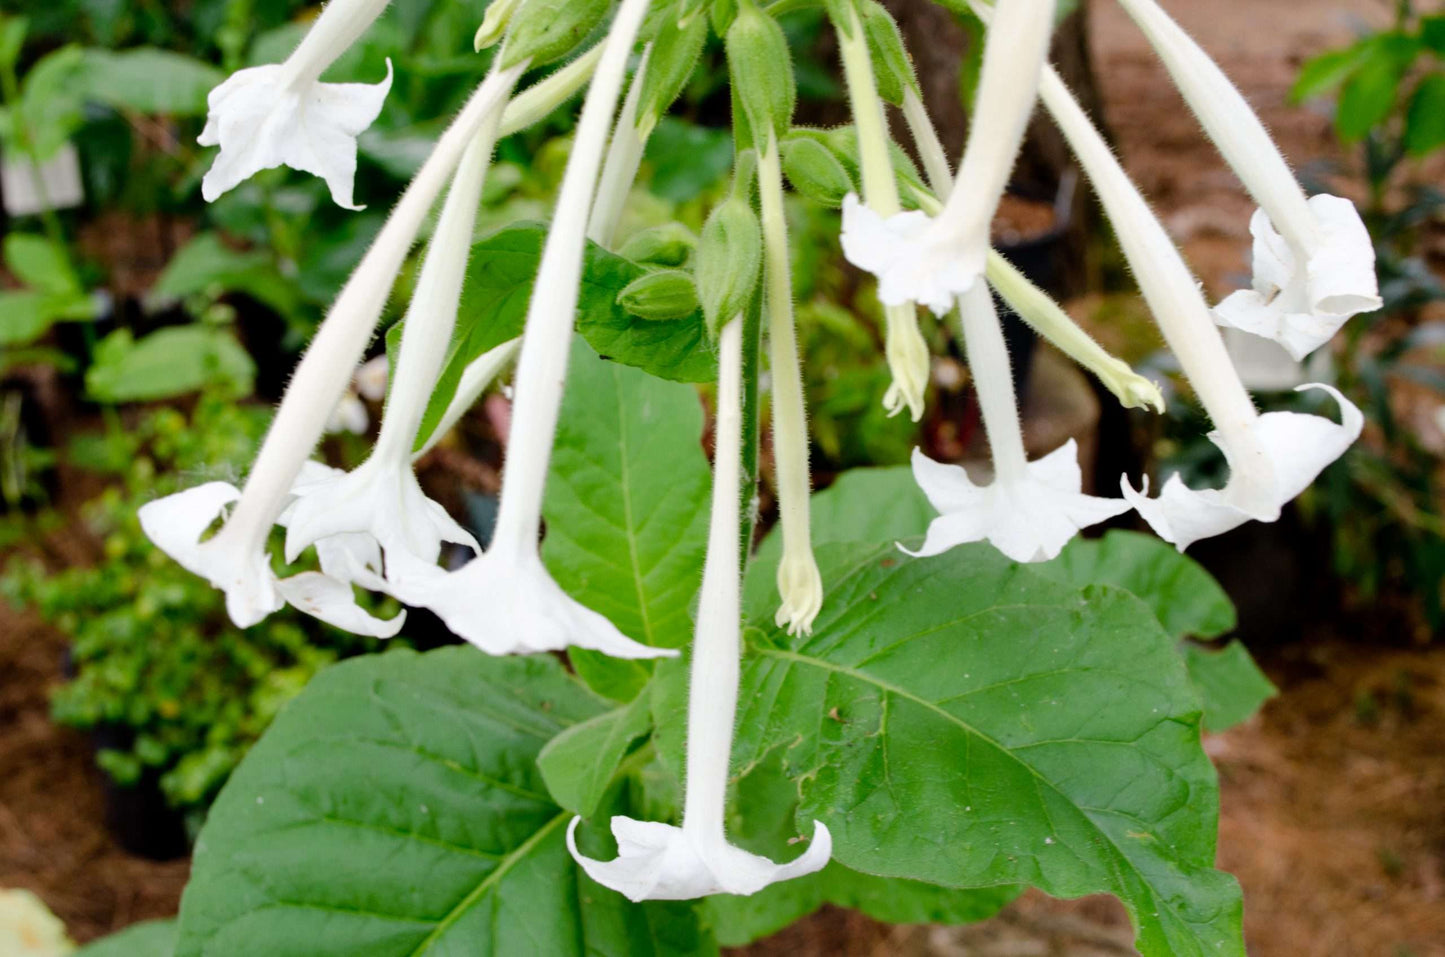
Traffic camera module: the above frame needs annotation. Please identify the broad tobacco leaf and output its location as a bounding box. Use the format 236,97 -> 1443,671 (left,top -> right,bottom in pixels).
414,226 -> 714,449
174,649 -> 714,957
729,542 -> 1246,957
75,919 -> 176,957
542,340 -> 711,701
1182,641 -> 1278,733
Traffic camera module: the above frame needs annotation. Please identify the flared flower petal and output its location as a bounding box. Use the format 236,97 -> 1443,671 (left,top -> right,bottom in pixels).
775,548 -> 824,636
905,442 -> 1131,563
140,480 -> 404,635
840,193 -> 982,315
393,548 -> 676,658
198,60 -> 394,208
1122,384 -> 1363,551
567,818 -> 832,902
1214,195 -> 1381,360
282,458 -> 479,592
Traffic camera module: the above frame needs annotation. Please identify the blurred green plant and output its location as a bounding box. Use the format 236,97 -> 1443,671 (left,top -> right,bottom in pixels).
0,396 -> 399,820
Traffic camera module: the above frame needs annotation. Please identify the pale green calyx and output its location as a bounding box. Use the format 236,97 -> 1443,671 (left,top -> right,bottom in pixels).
859,0 -> 918,106
619,222 -> 698,267
696,196 -> 764,336
725,1 -> 796,152
617,269 -> 701,320
635,5 -> 708,139
475,0 -> 523,51
781,136 -> 855,208
500,0 -> 611,69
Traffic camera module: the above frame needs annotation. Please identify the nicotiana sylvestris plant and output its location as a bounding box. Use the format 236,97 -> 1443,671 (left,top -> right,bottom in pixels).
124,0 -> 1363,954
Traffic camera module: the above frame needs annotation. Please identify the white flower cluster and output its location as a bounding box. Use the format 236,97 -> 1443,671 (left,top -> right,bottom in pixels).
139,0 -> 1377,904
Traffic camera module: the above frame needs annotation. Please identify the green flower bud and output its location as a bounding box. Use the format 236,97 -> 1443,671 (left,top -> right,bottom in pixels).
636,6 -> 710,138
619,222 -> 699,267
709,0 -> 738,34
860,0 -> 918,105
475,0 -> 524,51
781,136 -> 855,207
724,1 -> 795,153
501,0 -> 612,69
696,196 -> 763,334
819,124 -> 927,198
617,269 -> 701,320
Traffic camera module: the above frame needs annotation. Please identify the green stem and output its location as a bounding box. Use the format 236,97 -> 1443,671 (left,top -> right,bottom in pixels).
739,293 -> 763,559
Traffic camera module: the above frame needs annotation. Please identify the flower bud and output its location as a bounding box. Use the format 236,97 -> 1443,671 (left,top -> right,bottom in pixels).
617,269 -> 701,320
725,1 -> 796,152
619,222 -> 698,267
781,136 -> 856,208
709,0 -> 738,33
860,0 -> 918,106
475,0 -> 523,51
697,197 -> 763,334
636,7 -> 710,138
501,0 -> 612,69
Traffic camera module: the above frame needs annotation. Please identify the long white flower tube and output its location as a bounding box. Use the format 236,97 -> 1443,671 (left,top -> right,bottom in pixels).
759,136 -> 823,636
199,0 -> 394,207
1113,0 -> 1380,359
1038,68 -> 1363,550
587,47 -> 652,247
142,64 -> 527,629
568,318 -> 832,900
907,284 -> 1130,563
396,0 -> 676,659
836,6 -> 929,422
411,339 -> 523,460
840,0 -> 1055,315
281,77 -> 522,590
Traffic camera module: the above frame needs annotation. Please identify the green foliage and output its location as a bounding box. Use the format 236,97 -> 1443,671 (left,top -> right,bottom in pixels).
85,326 -> 256,403
0,233 -> 96,347
0,398 -> 391,816
74,919 -> 177,957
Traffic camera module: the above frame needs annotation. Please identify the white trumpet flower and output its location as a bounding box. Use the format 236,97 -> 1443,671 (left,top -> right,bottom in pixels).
906,284 -> 1129,564
568,318 -> 832,901
395,0 -> 676,660
840,0 -> 1055,315
139,480 -> 404,637
1037,67 -> 1362,550
759,139 -> 823,635
283,83 -> 516,593
143,65 -> 528,629
1112,0 -> 1380,358
198,0 -> 394,208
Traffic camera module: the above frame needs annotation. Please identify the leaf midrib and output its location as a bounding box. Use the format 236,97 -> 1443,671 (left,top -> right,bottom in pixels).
407,810 -> 570,956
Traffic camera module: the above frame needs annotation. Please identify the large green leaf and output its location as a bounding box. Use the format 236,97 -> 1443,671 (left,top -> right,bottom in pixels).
1183,641 -> 1277,734
542,339 -> 711,701
175,649 -> 715,957
76,919 -> 176,957
726,542 -> 1245,957
417,226 -> 714,447
752,465 -> 932,568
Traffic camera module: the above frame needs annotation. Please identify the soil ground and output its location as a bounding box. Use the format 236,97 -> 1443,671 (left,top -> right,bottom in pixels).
3,0 -> 1442,953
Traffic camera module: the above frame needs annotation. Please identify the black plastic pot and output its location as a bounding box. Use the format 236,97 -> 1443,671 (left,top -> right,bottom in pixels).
90,724 -> 190,861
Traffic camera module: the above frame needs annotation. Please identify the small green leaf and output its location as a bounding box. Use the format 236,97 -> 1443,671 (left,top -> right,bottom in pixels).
75,919 -> 176,957
1182,641 -> 1277,733
82,48 -> 225,116
174,649 -> 715,956
0,290 -> 63,346
4,233 -> 79,295
1423,16 -> 1445,56
1336,52 -> 1406,142
1290,44 -> 1369,103
85,327 -> 255,402
150,233 -> 301,318
538,693 -> 653,816
542,339 -> 711,700
1405,73 -> 1445,157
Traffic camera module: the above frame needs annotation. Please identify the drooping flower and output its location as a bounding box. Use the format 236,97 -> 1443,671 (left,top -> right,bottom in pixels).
143,65 -> 529,629
394,0 -> 677,660
1036,65 -> 1363,550
1112,0 -> 1380,358
568,316 -> 831,900
905,284 -> 1130,564
283,72 -> 521,594
839,0 -> 1056,315
198,0 -> 395,208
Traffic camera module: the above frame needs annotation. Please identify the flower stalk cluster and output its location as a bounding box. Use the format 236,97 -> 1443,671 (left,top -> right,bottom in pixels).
139,0 -> 1378,907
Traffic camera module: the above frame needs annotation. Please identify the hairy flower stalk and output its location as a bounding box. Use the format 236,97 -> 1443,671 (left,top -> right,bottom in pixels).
840,0 -> 1055,316
835,2 -> 929,422
1113,0 -> 1380,359
198,0 -> 394,207
412,340 -> 523,460
759,137 -> 824,635
396,0 -> 677,659
1039,68 -> 1362,550
140,64 -> 527,630
568,317 -> 832,900
588,48 -> 652,247
280,80 -> 523,592
901,87 -> 953,200
907,283 -> 1130,563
